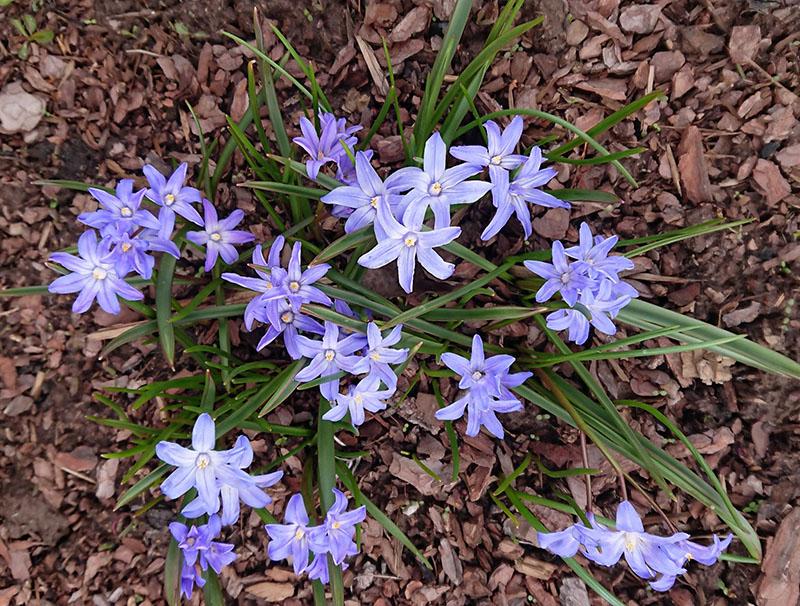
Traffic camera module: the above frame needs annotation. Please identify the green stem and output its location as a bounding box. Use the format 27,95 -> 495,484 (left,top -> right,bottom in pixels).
317,399 -> 344,606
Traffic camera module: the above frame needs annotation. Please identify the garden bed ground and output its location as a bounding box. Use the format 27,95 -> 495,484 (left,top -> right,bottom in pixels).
1,0 -> 799,604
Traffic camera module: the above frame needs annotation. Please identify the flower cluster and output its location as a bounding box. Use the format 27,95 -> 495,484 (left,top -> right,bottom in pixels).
156,414 -> 367,595
265,490 -> 366,582
170,515 -> 236,599
435,334 -> 531,439
305,110 -> 562,294
48,163 -> 253,314
524,222 -> 638,344
538,500 -> 732,591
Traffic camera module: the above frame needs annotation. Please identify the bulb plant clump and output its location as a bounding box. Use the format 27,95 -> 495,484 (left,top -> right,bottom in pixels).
22,3 -> 800,604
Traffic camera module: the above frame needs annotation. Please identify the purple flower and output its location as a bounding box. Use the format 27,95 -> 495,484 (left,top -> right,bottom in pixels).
187,200 -> 255,272
537,513 -> 602,558
155,413 -> 260,516
321,151 -> 416,235
295,321 -> 366,401
294,115 -> 358,180
260,299 -> 325,360
335,148 -> 373,187
434,334 -> 526,438
450,116 -> 528,180
352,322 -> 408,388
481,148 -> 568,241
578,501 -> 689,580
170,515 -> 237,598
222,236 -> 286,331
180,561 -> 205,599
48,230 -> 144,315
394,132 -> 492,228
265,241 -> 332,309
308,489 -> 366,565
142,162 -> 204,226
181,435 -> 284,525
545,279 -> 635,345
107,231 -> 155,280
306,552 -> 351,584
648,533 -> 732,591
138,207 -> 181,259
79,179 -> 160,232
524,241 -> 594,307
323,374 -> 394,426
358,199 -> 461,294
564,222 -> 634,282
265,493 -> 314,574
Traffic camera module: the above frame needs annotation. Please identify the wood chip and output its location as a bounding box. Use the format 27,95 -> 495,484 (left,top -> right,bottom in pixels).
677,125 -> 712,203
752,159 -> 791,206
356,35 -> 389,97
245,582 -> 295,601
729,25 -> 761,64
758,508 -> 800,605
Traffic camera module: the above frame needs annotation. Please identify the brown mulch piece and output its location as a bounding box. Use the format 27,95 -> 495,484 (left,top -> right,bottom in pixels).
1,0 -> 799,605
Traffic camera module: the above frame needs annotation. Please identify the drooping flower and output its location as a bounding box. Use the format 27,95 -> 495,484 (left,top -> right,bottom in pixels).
48,230 -> 144,314
358,199 -> 461,293
294,114 -> 358,180
155,413 -> 261,516
323,374 -> 394,426
142,162 -> 204,226
335,148 -> 373,187
524,240 -> 595,307
450,116 -> 528,181
79,179 -> 160,233
181,435 -> 284,526
294,321 -> 366,401
138,206 -> 181,259
186,200 -> 255,272
434,334 -> 526,439
306,551 -> 351,584
480,147 -> 568,241
265,493 -> 315,575
537,513 -> 603,558
564,222 -> 635,282
393,132 -> 492,228
308,489 -> 366,565
321,150 -> 416,235
171,516 -> 237,598
352,321 -> 408,388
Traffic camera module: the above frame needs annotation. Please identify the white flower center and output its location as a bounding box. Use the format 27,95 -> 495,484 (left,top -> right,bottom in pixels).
430,181 -> 443,195
491,154 -> 503,165
623,532 -> 639,552
294,528 -> 305,540
560,272 -> 571,284
186,537 -> 195,546
369,196 -> 380,208
317,150 -> 325,160
354,394 -> 363,405
195,453 -> 211,469
92,267 -> 108,280
121,243 -> 132,252
331,521 -> 342,530
471,371 -> 483,381
120,207 -> 133,217
370,352 -> 381,361
404,234 -> 417,247
281,311 -> 294,324
210,232 -> 222,242
289,281 -> 301,293
324,349 -> 336,362
165,193 -> 175,206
